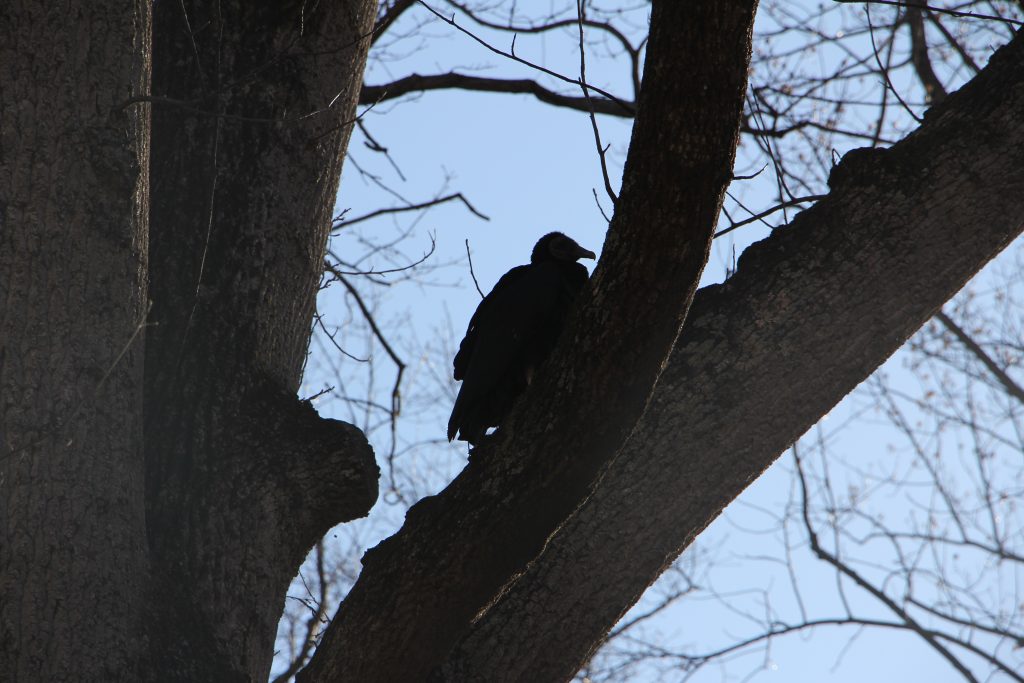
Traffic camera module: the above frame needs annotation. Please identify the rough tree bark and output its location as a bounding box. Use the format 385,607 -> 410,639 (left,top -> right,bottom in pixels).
1,3 -> 151,680
143,1 -> 378,679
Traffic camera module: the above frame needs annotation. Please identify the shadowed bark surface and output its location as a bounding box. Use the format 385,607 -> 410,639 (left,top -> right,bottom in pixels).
144,1 -> 378,679
0,2 -> 151,680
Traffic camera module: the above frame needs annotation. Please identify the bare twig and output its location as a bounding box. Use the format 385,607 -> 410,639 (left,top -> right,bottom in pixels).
334,193 -> 489,230
445,0 -> 643,98
714,195 -> 826,238
414,0 -> 631,111
314,312 -> 370,363
373,0 -> 418,45
357,120 -> 407,181
464,239 -> 485,299
332,271 -> 406,420
577,0 -> 618,206
325,234 -> 438,278
926,10 -> 980,74
834,0 -> 1024,26
935,309 -> 1024,406
866,7 -> 924,123
591,188 -> 611,223
733,163 -> 769,181
794,450 -> 981,683
272,542 -> 331,683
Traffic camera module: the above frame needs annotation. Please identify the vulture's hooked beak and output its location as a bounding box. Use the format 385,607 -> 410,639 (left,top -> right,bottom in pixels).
577,246 -> 597,260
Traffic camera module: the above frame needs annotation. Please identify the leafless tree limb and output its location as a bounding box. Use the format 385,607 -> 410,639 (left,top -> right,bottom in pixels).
413,0 -> 631,110
359,72 -> 636,116
935,309 -> 1024,405
576,0 -> 618,206
464,239 -> 484,299
334,192 -> 489,230
835,0 -> 1024,26
794,449 -> 982,683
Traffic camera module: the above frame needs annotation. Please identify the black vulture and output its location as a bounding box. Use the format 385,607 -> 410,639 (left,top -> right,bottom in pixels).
448,232 -> 596,445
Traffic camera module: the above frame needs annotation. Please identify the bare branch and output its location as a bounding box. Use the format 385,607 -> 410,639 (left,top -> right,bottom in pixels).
356,119 -> 406,181
935,309 -> 1024,405
714,194 -> 826,239
373,0 -> 418,45
359,72 -> 635,117
834,0 -> 1024,26
445,0 -> 643,98
576,0 -> 618,206
794,450 -> 981,682
272,542 -> 331,683
414,0 -> 632,110
906,6 -> 948,103
464,240 -> 484,299
334,192 -> 489,229
867,7 -> 924,123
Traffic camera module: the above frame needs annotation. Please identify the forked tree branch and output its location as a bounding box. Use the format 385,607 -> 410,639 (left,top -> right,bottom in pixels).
435,30 -> 1024,681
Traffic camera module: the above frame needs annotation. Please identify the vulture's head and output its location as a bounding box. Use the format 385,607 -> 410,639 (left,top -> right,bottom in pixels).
531,232 -> 597,264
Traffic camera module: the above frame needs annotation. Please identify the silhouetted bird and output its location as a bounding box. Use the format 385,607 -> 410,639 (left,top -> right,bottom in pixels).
448,232 -> 596,445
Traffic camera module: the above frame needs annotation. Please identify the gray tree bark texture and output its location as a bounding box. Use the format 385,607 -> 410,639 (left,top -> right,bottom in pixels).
143,2 -> 378,678
0,2 -> 151,680
1,1 -> 1023,682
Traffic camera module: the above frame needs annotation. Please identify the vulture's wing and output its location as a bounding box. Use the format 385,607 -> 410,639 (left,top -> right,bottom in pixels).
453,265 -> 531,382
448,262 -> 581,443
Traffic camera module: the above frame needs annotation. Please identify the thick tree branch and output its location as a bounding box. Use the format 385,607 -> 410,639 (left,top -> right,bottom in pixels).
360,72 -> 637,116
438,28 -> 1024,681
301,2 -> 758,681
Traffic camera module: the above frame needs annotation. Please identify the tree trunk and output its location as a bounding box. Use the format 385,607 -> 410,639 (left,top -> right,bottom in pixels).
2,1 -> 379,681
144,1 -> 378,679
0,2 -> 151,680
